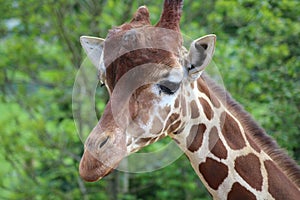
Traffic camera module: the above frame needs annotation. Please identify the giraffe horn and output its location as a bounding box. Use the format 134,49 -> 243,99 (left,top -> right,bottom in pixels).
130,6 -> 151,25
156,0 -> 184,31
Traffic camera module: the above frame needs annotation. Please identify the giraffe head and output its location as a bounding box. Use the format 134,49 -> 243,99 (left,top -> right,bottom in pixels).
79,1 -> 216,182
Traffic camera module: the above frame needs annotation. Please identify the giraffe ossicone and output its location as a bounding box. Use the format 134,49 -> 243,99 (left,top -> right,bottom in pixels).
77,1 -> 300,199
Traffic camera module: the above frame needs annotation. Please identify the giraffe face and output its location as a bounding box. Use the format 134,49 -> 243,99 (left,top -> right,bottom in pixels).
79,31 -> 216,182
79,1 -> 216,181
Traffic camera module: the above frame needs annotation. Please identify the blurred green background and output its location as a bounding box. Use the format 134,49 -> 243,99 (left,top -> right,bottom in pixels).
0,0 -> 299,199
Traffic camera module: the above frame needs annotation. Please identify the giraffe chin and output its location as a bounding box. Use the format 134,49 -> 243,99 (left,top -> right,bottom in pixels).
79,150 -> 119,182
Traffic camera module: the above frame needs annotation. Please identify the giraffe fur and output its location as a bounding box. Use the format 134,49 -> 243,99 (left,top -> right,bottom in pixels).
79,1 -> 300,199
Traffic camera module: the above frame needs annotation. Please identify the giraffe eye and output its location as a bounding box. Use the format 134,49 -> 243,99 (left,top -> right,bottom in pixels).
157,81 -> 180,95
99,136 -> 109,149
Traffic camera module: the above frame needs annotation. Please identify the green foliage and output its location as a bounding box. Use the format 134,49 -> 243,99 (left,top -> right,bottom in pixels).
0,0 -> 299,199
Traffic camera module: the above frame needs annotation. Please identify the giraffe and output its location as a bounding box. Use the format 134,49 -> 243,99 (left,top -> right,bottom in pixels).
78,1 -> 300,199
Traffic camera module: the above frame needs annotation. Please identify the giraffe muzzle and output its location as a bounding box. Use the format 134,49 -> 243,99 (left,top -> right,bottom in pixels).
79,121 -> 127,182
79,149 -> 114,182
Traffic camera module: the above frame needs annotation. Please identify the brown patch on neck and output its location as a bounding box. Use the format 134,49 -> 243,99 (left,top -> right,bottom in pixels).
234,153 -> 263,191
199,157 -> 228,190
220,112 -> 246,150
227,182 -> 256,200
190,100 -> 200,118
209,126 -> 227,159
199,97 -> 214,120
264,160 -> 300,200
186,124 -> 206,152
198,77 -> 221,108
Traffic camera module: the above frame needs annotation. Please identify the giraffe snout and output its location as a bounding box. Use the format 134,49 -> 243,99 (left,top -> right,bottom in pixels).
79,127 -> 127,182
79,149 -> 113,182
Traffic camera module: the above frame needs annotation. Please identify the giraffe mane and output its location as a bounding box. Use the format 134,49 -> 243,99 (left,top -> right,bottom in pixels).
201,73 -> 300,188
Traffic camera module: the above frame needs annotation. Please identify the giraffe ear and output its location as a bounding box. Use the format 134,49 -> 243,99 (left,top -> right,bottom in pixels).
80,36 -> 105,70
187,34 -> 216,80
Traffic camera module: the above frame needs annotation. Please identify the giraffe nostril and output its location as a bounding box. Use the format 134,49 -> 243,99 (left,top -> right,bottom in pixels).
99,136 -> 110,149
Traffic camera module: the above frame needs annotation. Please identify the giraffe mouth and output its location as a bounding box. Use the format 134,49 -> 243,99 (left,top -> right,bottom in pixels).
78,117 -> 127,182
79,149 -> 121,182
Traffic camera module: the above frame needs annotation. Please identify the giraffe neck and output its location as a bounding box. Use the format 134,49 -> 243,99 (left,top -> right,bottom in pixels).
169,74 -> 300,199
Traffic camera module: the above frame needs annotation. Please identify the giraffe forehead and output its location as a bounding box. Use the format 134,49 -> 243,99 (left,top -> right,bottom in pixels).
105,52 -> 184,92
103,25 -> 184,92
103,27 -> 182,72
107,26 -> 182,49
